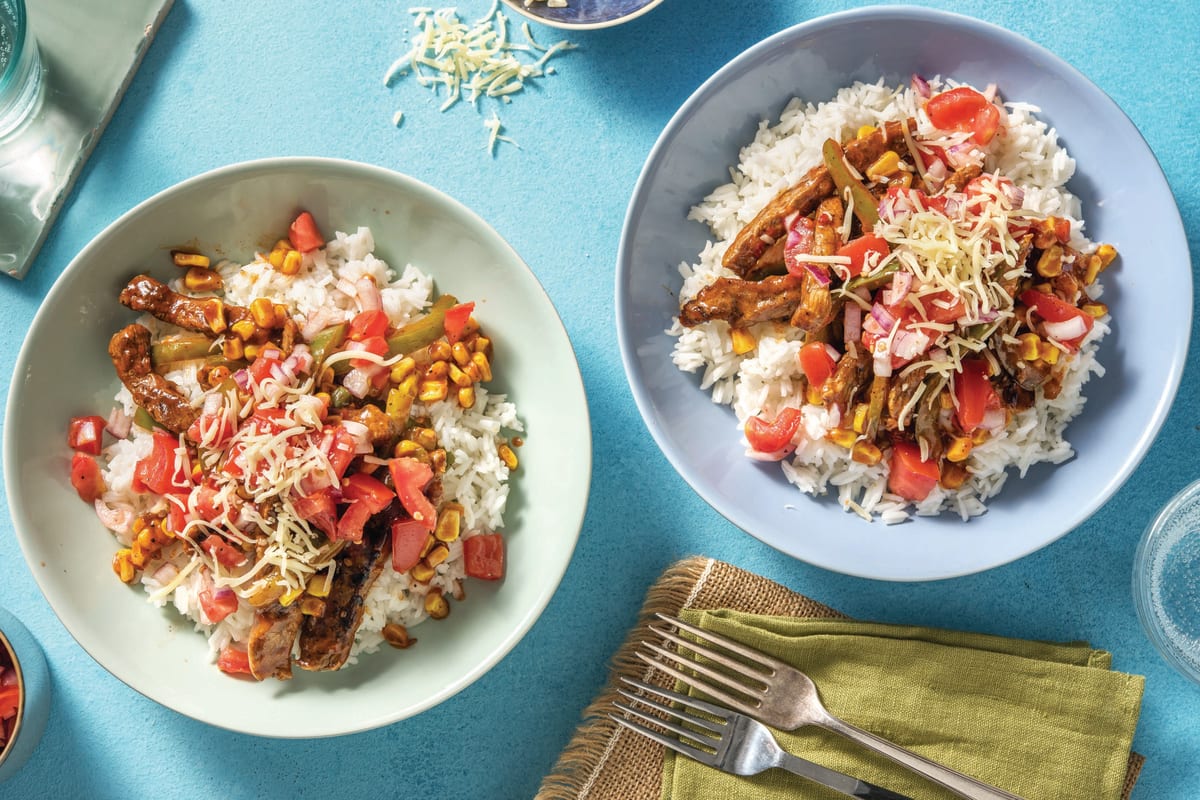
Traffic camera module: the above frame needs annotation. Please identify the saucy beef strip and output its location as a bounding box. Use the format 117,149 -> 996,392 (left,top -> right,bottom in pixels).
820,344 -> 871,412
943,162 -> 982,193
120,274 -> 251,335
108,324 -> 199,434
885,366 -> 929,432
788,196 -> 845,331
722,119 -> 916,277
678,274 -> 806,328
340,404 -> 400,449
295,503 -> 396,672
247,602 -> 304,681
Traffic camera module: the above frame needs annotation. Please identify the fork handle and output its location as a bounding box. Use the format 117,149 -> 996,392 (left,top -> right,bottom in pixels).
819,715 -> 1026,800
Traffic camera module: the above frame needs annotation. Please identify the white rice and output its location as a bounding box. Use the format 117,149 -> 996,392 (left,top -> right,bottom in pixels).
97,226 -> 522,666
670,78 -> 1108,523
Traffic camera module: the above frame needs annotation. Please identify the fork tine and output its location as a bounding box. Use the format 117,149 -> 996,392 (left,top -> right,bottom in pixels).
619,677 -> 735,723
613,693 -> 724,740
644,629 -> 770,691
656,613 -> 781,671
634,650 -> 762,717
608,712 -> 717,766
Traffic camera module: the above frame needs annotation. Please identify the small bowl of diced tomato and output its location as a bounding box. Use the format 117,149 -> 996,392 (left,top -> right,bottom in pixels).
0,607 -> 49,784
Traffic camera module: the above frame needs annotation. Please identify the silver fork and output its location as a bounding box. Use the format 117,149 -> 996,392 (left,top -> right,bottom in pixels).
641,614 -> 1026,800
611,677 -> 914,800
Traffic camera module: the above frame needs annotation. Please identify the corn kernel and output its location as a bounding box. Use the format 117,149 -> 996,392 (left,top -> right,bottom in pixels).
280,249 -> 303,276
132,515 -> 150,535
426,543 -> 450,569
184,266 -> 223,292
231,320 -> 258,341
136,527 -> 156,551
429,341 -> 452,362
279,585 -> 305,607
1035,244 -> 1063,278
448,363 -> 472,388
805,383 -> 823,406
419,534 -> 437,559
222,336 -> 244,361
418,379 -> 448,403
826,428 -> 857,449
411,562 -> 435,583
856,124 -> 877,139
299,597 -> 327,617
451,342 -> 471,366
888,172 -> 913,189
1081,254 -> 1103,285
381,622 -> 413,648
268,247 -> 287,269
946,436 -> 973,463
971,427 -> 992,445
129,541 -> 147,569
389,357 -> 417,383
865,150 -> 901,182
244,344 -> 261,360
424,589 -> 450,620
249,298 -> 277,329
471,352 -> 492,382
435,503 -> 463,543
850,440 -> 882,465
207,365 -> 231,387
1017,332 -> 1041,361
413,427 -> 439,451
172,251 -> 210,268
112,550 -> 136,583
498,443 -> 518,470
940,463 -> 969,490
457,386 -> 475,409
424,360 -> 449,380
851,403 -> 868,434
1081,302 -> 1108,318
730,327 -> 757,355
473,336 -> 492,357
1040,342 -> 1061,365
393,440 -> 428,461
1095,243 -> 1117,268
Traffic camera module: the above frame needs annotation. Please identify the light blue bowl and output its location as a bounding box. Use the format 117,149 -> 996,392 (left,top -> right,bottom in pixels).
500,0 -> 663,30
0,607 -> 49,784
615,6 -> 1192,580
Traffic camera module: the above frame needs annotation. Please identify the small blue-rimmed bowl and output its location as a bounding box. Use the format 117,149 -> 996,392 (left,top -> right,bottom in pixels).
500,0 -> 664,30
1133,479 -> 1200,685
0,607 -> 49,783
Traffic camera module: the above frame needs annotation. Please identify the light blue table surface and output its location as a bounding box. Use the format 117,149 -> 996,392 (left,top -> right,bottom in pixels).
1,0 -> 1197,797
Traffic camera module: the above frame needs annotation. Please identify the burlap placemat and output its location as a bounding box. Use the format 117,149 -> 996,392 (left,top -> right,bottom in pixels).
536,556 -> 1144,800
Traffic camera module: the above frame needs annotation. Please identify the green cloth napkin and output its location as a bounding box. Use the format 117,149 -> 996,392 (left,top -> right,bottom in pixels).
663,610 -> 1143,800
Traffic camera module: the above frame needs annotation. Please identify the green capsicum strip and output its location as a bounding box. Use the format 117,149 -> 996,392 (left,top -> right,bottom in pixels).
822,138 -> 880,231
385,294 -> 458,358
308,322 -> 348,366
151,333 -> 216,369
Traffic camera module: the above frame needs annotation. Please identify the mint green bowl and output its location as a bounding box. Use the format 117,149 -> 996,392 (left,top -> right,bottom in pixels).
4,158 -> 591,737
0,607 -> 49,784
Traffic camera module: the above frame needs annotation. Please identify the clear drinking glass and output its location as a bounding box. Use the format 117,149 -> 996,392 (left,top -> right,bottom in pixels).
0,0 -> 42,139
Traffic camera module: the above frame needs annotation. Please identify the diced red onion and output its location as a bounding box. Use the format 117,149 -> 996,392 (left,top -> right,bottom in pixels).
232,369 -> 250,391
892,328 -> 932,361
890,271 -> 912,301
784,217 -> 816,277
106,406 -> 132,439
982,83 -> 997,103
870,303 -> 896,333
945,143 -> 979,169
804,262 -> 831,286
843,303 -> 863,346
1001,182 -> 1025,209
152,562 -> 180,585
300,307 -> 333,341
873,352 -> 893,378
343,367 -> 372,399
980,407 -> 1006,432
745,444 -> 795,462
1044,317 -> 1088,342
212,586 -> 237,605
911,73 -> 931,99
93,499 -> 134,534
356,276 -> 383,312
822,343 -> 841,363
203,393 -> 223,416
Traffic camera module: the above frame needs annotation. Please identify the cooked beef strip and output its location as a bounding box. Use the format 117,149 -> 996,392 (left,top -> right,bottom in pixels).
820,344 -> 871,412
295,503 -> 396,672
119,274 -> 251,335
678,274 -> 805,328
108,324 -> 199,434
885,366 -> 929,431
341,404 -> 400,449
787,269 -> 835,331
943,162 -> 982,193
722,119 -> 916,277
248,602 -> 304,681
812,196 -> 844,256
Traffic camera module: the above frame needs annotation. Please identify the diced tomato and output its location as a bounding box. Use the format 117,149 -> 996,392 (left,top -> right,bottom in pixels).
954,359 -> 999,432
1019,289 -> 1093,348
888,441 -> 941,501
68,415 -> 107,455
443,302 -> 476,345
925,86 -> 1002,145
324,425 -> 358,478
0,686 -> 18,719
341,472 -> 394,514
165,493 -> 191,536
798,342 -> 838,387
348,309 -> 389,341
743,407 -> 803,454
247,346 -> 284,385
335,499 -> 373,543
192,479 -> 227,523
201,535 -> 247,568
919,290 -> 966,324
288,211 -> 324,253
186,411 -> 233,448
217,645 -> 253,676
293,487 -> 338,538
1053,216 -> 1071,244
836,234 -> 890,279
346,335 -> 388,369
199,585 -> 239,624
133,431 -> 191,496
391,518 -> 429,573
463,533 -> 505,581
70,452 -> 105,503
388,457 -> 437,530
